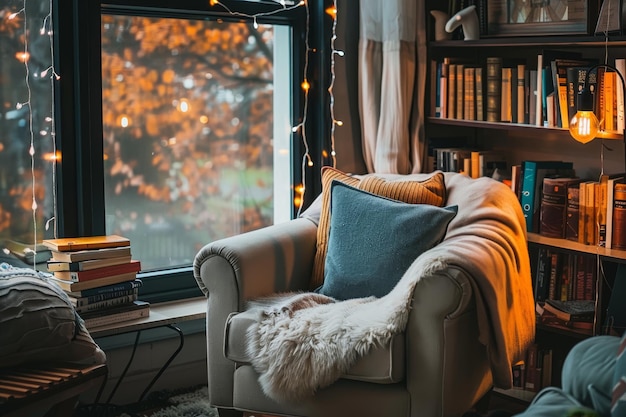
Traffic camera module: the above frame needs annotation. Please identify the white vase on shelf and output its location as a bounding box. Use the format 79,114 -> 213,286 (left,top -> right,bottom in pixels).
445,5 -> 479,41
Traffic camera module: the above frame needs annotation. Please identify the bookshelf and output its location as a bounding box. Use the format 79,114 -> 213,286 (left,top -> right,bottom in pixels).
426,1 -> 626,405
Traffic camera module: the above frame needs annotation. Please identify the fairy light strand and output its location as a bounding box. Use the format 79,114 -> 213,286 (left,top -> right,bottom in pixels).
10,1 -> 59,268
209,0 -> 316,216
326,1 -> 343,169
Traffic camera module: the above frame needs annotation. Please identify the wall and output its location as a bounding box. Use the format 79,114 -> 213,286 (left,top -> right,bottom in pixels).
80,320 -> 208,406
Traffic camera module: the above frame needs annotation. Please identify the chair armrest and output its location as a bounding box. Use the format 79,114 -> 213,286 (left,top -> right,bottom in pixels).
193,217 -> 318,409
193,217 -> 318,305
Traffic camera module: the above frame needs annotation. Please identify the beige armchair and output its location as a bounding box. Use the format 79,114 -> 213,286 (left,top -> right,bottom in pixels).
193,171 -> 536,417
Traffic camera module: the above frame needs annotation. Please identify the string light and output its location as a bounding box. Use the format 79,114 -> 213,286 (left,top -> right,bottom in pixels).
207,0 -> 339,216
12,0 -> 59,268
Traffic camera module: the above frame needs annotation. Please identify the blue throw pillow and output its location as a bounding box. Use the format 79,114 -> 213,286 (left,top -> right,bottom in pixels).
612,332 -> 626,417
316,181 -> 457,301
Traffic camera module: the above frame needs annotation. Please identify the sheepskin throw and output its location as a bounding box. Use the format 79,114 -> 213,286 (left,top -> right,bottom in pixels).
245,173 -> 536,402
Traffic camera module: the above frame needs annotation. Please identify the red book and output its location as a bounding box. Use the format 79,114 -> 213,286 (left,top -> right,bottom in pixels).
53,260 -> 141,282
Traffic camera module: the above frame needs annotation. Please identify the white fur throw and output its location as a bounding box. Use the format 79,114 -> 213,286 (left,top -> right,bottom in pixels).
244,173 -> 536,403
246,257 -> 447,402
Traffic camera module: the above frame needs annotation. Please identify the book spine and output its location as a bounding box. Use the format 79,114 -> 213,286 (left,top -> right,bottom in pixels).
486,57 -> 502,122
524,343 -> 540,392
566,185 -> 580,241
520,161 -> 537,232
456,64 -> 464,119
83,306 -> 149,329
501,67 -> 512,122
441,58 -> 449,118
566,66 -> 580,126
535,54 -> 543,126
464,67 -> 475,120
75,293 -> 138,313
613,183 -> 626,250
448,64 -> 457,119
534,247 -> 550,302
539,180 -> 568,238
547,251 -> 561,300
616,58 -> 625,131
71,288 -> 139,307
475,67 -> 484,121
517,64 -> 526,124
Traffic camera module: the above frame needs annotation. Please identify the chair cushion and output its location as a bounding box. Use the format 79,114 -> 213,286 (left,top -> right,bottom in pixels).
316,181 -> 457,300
0,264 -> 106,368
309,168 -> 447,289
225,308 -> 405,383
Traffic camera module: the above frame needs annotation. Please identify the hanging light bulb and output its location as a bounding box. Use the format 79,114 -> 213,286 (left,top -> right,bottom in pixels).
569,85 -> 599,144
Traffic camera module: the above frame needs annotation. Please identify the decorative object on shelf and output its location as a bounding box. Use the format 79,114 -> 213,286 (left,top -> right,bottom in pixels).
430,10 -> 452,41
594,0 -> 623,34
445,5 -> 479,41
488,0 -> 596,36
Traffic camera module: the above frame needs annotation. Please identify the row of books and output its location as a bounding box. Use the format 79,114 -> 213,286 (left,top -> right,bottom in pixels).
534,249 -> 596,304
431,52 -> 626,132
534,172 -> 626,249
512,343 -> 553,393
430,148 -> 507,179
42,235 -> 149,328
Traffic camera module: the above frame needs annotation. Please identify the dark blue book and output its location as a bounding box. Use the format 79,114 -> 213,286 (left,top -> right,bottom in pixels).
521,160 -> 575,233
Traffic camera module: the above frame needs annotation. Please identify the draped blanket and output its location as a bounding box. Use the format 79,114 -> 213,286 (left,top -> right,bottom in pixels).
245,173 -> 536,403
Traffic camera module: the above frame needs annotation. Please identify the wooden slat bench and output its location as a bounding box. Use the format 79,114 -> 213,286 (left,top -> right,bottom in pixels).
0,363 -> 107,417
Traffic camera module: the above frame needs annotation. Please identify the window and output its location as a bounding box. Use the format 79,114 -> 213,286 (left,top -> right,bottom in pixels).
1,0 -> 327,300
101,15 -> 293,271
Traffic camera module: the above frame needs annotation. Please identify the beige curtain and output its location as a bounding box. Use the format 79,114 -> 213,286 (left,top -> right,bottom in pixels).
358,0 -> 427,174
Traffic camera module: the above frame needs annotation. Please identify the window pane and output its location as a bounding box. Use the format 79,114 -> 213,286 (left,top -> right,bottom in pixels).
0,1 -> 55,255
101,15 -> 292,271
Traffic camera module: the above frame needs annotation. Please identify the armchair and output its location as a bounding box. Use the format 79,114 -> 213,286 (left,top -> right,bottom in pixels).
193,171 -> 536,417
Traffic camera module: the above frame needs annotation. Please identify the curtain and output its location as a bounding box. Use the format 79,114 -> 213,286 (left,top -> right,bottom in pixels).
358,0 -> 427,174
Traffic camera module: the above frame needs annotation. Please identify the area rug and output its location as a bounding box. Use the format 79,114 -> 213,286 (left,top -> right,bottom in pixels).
75,385 -> 218,417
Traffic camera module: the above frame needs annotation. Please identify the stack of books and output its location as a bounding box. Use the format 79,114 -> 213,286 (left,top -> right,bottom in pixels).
535,299 -> 595,334
42,235 -> 149,328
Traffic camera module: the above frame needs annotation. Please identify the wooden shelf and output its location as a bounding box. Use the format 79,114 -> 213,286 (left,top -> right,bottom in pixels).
427,117 -> 624,140
430,36 -> 626,49
527,233 -> 626,263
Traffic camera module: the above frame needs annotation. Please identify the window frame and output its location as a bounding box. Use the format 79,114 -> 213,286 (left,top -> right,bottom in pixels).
52,0 -> 331,302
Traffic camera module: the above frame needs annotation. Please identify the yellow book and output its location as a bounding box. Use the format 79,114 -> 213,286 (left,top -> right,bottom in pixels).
43,235 -> 130,252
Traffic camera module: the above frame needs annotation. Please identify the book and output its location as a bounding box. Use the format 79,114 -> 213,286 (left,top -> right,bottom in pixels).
65,278 -> 143,298
80,300 -> 150,329
550,58 -> 594,128
524,343 -> 540,392
516,64 -> 526,124
616,58 -> 625,132
47,255 -> 133,272
584,181 -> 599,245
612,182 -> 626,250
539,177 -> 581,238
535,54 -> 543,126
565,184 -> 580,242
537,303 -> 594,333
53,259 -> 141,282
547,250 -> 561,300
486,57 -> 502,122
74,292 -> 139,314
520,160 -> 575,233
606,176 -> 625,249
456,63 -> 464,120
448,63 -> 457,119
544,299 -> 595,322
441,58 -> 450,118
49,245 -> 132,263
501,67 -> 512,122
475,67 -> 484,121
49,271 -> 138,293
42,235 -> 130,252
68,287 -> 140,307
534,247 -> 550,302
464,66 -> 475,120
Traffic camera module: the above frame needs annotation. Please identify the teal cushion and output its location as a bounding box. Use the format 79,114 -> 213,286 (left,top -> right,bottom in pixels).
317,181 -> 457,301
512,387 -> 597,417
612,332 -> 626,417
562,335 -> 619,415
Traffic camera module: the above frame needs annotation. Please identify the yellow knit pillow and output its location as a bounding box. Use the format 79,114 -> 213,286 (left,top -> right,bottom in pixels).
310,168 -> 447,289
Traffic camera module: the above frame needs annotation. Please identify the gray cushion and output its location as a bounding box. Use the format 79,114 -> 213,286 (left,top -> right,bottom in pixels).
317,181 -> 457,300
0,264 -> 106,368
